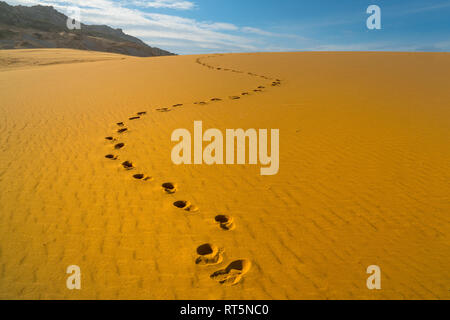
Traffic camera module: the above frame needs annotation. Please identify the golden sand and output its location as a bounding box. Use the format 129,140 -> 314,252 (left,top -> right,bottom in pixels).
0,49 -> 449,299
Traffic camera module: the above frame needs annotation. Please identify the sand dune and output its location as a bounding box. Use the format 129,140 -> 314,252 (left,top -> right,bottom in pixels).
0,49 -> 449,299
0,49 -> 125,71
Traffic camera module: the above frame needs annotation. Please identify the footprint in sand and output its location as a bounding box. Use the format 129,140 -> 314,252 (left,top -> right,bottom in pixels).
162,182 -> 177,194
215,215 -> 235,231
116,122 -> 125,127
137,112 -> 147,116
122,161 -> 134,170
210,259 -> 251,286
105,136 -> 115,141
173,200 -> 199,212
211,98 -> 222,102
194,101 -> 207,105
156,107 -> 171,112
257,86 -> 265,89
241,92 -> 250,96
229,96 -> 240,100
133,173 -> 153,181
195,243 -> 224,266
129,116 -> 141,120
117,128 -> 128,134
253,89 -> 262,92
105,154 -> 118,160
114,143 -> 125,149
172,104 -> 183,107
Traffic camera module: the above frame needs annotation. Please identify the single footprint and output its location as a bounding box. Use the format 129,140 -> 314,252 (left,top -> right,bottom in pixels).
194,101 -> 207,105
162,182 -> 177,194
253,89 -> 262,92
117,128 -> 128,134
105,136 -> 115,141
122,161 -> 134,170
172,104 -> 183,107
116,122 -> 125,127
229,96 -> 240,100
129,116 -> 141,120
210,259 -> 252,286
173,200 -> 199,212
241,92 -> 250,96
133,173 -> 153,181
215,215 -> 235,231
156,107 -> 171,112
137,112 -> 147,116
211,98 -> 222,102
105,154 -> 118,160
114,143 -> 125,149
257,86 -> 265,89
195,243 -> 224,266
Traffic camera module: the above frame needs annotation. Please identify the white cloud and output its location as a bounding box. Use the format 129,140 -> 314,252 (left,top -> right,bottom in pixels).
404,1 -> 450,14
434,41 -> 450,50
126,0 -> 195,10
305,41 -> 450,52
242,27 -> 277,37
205,22 -> 239,31
241,26 -> 307,41
125,13 -> 257,51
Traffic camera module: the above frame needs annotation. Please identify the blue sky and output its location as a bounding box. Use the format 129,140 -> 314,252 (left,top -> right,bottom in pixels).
6,0 -> 450,54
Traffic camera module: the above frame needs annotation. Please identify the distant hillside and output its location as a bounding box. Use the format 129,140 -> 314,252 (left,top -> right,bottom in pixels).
0,1 -> 174,57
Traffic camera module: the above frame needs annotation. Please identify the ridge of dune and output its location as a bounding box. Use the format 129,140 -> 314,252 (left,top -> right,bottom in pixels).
0,49 -> 449,299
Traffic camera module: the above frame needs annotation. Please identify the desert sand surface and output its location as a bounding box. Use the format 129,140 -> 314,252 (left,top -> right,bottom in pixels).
0,48 -> 125,71
0,48 -> 449,299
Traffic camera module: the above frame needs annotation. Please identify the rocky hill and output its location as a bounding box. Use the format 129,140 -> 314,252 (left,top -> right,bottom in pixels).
0,1 -> 174,57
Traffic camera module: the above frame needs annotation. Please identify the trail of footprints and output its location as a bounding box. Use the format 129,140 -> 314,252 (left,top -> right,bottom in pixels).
101,55 -> 282,286
149,55 -> 282,112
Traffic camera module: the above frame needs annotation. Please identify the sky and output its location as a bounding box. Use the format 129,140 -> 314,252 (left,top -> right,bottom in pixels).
5,0 -> 450,54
